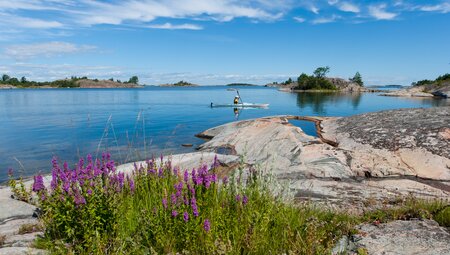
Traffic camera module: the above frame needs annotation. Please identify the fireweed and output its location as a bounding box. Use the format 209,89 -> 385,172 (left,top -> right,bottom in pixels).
31,154 -> 358,254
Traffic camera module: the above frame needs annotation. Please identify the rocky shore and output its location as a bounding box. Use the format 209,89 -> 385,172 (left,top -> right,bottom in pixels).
1,107 -> 449,254
381,83 -> 450,98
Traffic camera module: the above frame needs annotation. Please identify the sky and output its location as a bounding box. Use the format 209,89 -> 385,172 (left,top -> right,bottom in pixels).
0,0 -> 449,85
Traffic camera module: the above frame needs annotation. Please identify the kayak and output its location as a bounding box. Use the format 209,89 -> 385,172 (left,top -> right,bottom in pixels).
210,102 -> 269,108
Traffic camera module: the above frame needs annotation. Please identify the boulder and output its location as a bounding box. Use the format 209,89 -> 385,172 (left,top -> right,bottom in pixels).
347,220 -> 450,255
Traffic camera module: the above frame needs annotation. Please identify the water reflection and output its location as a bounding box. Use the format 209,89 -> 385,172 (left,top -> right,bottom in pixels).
296,92 -> 362,115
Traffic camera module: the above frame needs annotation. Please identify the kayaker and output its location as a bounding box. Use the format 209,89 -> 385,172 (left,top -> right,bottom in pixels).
234,96 -> 240,104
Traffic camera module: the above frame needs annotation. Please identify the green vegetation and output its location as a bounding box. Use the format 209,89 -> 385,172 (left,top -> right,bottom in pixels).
127,76 -> 139,84
0,74 -> 141,88
23,155 -> 356,254
171,80 -> 195,86
295,66 -> 336,90
412,73 -> 450,86
350,72 -> 364,86
281,77 -> 294,85
9,154 -> 449,254
18,223 -> 44,235
361,198 -> 450,228
1,74 -> 79,88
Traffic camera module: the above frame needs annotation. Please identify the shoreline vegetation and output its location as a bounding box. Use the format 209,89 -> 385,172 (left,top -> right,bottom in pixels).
0,75 -> 142,89
159,80 -> 198,87
381,73 -> 450,98
6,154 -> 450,254
265,66 -> 366,92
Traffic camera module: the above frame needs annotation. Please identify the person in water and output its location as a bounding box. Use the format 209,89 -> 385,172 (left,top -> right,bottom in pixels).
234,95 -> 240,104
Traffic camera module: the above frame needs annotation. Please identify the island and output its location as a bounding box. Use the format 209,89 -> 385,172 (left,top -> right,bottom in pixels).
0,74 -> 143,89
265,67 -> 375,92
159,80 -> 198,87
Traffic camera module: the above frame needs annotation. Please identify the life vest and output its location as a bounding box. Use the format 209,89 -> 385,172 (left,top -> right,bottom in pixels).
234,98 -> 239,104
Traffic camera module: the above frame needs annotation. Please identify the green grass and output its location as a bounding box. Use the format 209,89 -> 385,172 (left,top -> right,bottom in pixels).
362,198 -> 450,228
17,155 -> 449,254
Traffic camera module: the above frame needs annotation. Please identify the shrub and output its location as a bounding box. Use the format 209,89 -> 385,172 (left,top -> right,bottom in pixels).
33,154 -> 355,254
296,73 -> 336,90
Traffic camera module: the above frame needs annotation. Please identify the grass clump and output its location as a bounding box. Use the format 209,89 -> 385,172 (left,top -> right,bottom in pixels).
18,223 -> 44,235
30,154 -> 356,254
362,198 -> 450,227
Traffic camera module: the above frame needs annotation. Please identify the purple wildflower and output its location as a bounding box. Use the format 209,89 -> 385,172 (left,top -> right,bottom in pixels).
235,194 -> 241,202
183,212 -> 189,222
74,191 -> 86,206
203,219 -> 211,232
172,210 -> 178,217
170,193 -> 177,205
162,197 -> 168,209
50,170 -> 58,190
63,182 -> 70,193
191,197 -> 199,217
204,176 -> 211,189
129,179 -> 135,193
175,182 -> 183,197
40,193 -> 46,201
173,166 -> 178,176
222,176 -> 229,185
212,155 -> 219,168
118,172 -> 125,188
87,189 -> 93,196
32,175 -> 45,192
184,170 -> 189,183
243,195 -> 249,205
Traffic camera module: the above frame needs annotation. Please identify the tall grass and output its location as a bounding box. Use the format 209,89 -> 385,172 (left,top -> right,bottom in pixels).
30,154 -> 356,254
19,153 -> 449,254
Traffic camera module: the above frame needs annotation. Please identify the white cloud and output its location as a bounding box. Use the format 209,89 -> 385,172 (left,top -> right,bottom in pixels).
147,23 -> 203,30
368,4 -> 398,20
79,0 -> 284,26
312,15 -> 341,24
4,42 -> 96,60
293,17 -> 306,23
0,12 -> 63,29
419,3 -> 450,13
328,0 -> 339,5
309,5 -> 320,14
338,2 -> 360,13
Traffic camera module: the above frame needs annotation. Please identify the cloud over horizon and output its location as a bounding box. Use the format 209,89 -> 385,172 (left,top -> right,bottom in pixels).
4,42 -> 97,60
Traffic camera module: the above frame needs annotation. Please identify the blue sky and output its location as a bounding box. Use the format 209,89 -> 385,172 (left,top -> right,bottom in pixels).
0,0 -> 449,85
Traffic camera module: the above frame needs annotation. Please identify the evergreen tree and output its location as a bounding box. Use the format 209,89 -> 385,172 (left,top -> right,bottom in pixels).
313,66 -> 330,78
2,74 -> 10,82
128,76 -> 139,84
350,72 -> 364,86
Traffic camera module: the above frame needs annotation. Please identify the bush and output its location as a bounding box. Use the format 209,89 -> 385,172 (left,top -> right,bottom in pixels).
296,73 -> 336,90
32,154 -> 355,254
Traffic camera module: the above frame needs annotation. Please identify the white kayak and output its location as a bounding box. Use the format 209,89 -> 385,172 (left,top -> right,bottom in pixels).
210,102 -> 269,108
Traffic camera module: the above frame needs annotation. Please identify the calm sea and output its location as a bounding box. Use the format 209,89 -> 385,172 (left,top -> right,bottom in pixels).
1,86 -> 448,182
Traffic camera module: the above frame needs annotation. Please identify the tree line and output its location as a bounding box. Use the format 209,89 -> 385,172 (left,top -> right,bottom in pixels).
0,75 -> 139,87
277,67 -> 364,90
412,73 -> 450,86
